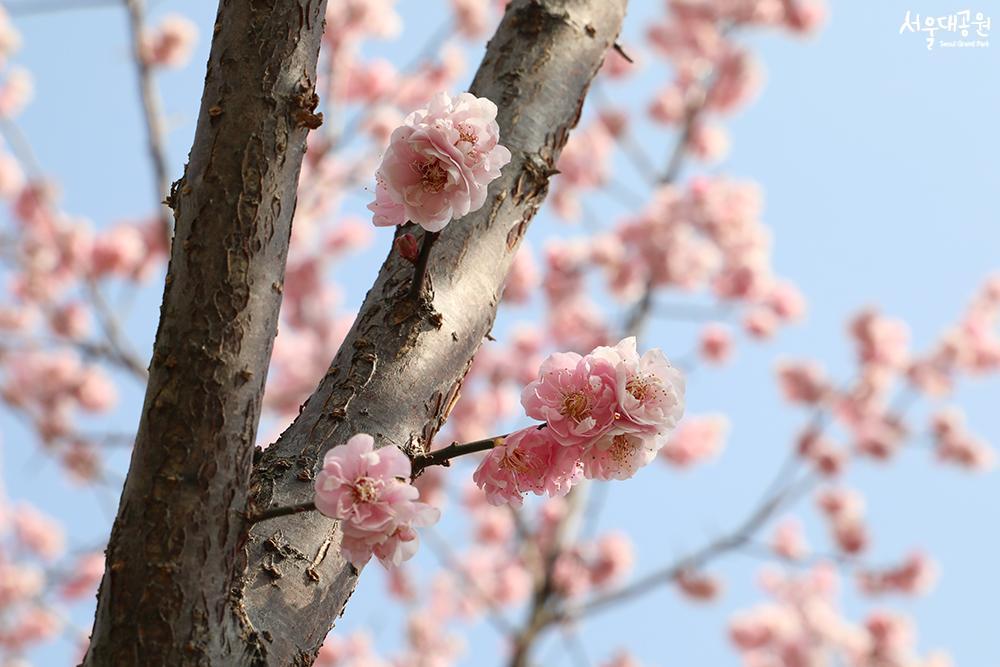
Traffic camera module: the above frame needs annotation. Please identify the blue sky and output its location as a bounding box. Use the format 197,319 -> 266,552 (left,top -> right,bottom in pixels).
3,1 -> 999,665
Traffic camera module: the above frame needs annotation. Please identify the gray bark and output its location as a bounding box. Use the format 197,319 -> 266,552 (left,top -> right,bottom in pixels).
84,0 -> 329,664
239,0 -> 627,664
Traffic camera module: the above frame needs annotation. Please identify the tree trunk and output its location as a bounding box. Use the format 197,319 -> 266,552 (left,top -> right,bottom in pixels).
238,0 -> 627,664
84,0 -> 329,664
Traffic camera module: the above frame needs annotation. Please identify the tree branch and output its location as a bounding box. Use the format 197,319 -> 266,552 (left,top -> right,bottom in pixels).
237,1 -> 628,662
84,1 -> 330,664
411,434 -> 504,475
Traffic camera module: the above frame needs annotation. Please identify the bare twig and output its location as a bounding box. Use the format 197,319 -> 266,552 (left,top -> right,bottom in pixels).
408,229 -> 440,301
85,279 -> 149,379
411,433 -> 504,475
123,0 -> 174,245
246,500 -> 317,524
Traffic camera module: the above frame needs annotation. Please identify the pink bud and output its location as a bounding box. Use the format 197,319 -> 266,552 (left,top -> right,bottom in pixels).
395,233 -> 420,264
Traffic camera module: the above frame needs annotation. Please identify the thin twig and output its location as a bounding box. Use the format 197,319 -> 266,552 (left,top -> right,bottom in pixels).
247,500 -> 317,524
411,434 -> 504,475
623,278 -> 655,339
86,279 -> 149,380
123,0 -> 174,246
408,229 -> 439,301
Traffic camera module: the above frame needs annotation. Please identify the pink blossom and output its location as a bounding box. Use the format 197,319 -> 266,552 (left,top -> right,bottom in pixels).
785,0 -> 827,33
74,368 -> 117,412
816,487 -> 865,521
364,104 -> 405,145
314,434 -> 439,568
368,92 -> 511,232
0,562 -> 44,606
648,84 -> 685,124
770,518 -> 808,560
0,152 -> 25,198
597,108 -> 629,138
472,505 -> 514,544
451,0 -> 492,38
552,548 -> 593,598
647,16 -> 723,61
503,241 -> 540,304
90,224 -> 147,277
324,0 -> 401,51
0,7 -> 21,65
0,303 -> 36,331
601,650 -> 643,667
796,429 -> 847,477
743,306 -> 778,339
853,412 -> 907,461
0,607 -> 61,650
324,218 -> 373,256
547,297 -> 611,353
764,280 -> 806,322
687,121 -> 730,162
583,431 -> 660,480
520,351 -> 620,447
344,59 -> 398,103
0,66 -> 32,118
729,604 -> 798,650
850,308 -> 910,370
707,48 -> 762,113
775,360 -> 829,404
141,14 -> 198,68
592,336 -> 686,436
556,123 -> 613,190
12,504 -> 65,560
857,551 -> 937,597
472,427 -> 581,506
699,323 -> 734,363
832,516 -> 868,555
394,233 -> 420,263
930,407 -> 995,471
676,569 -> 723,601
411,465 -> 446,510
659,414 -> 728,468
589,532 -> 634,588
50,302 -> 91,339
60,553 -> 105,600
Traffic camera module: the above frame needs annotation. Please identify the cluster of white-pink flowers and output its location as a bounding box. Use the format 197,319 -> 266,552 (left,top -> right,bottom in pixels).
730,564 -> 951,667
368,91 -> 511,232
473,336 -> 686,506
313,434 -> 439,569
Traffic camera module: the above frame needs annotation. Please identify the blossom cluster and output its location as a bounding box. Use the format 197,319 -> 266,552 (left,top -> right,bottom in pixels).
730,564 -> 951,667
473,336 -> 686,506
774,277 -> 999,480
314,434 -> 439,569
0,498 -> 104,656
368,91 -> 511,232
